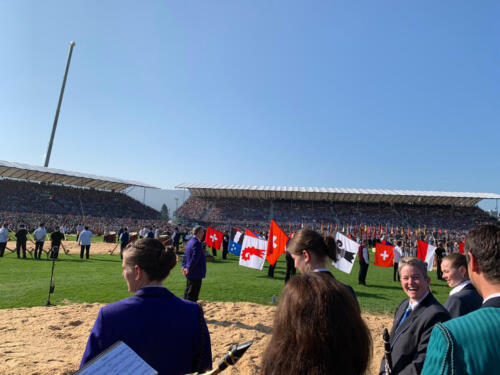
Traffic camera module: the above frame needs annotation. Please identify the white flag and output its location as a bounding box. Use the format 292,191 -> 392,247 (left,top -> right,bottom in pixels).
239,235 -> 267,270
333,232 -> 359,274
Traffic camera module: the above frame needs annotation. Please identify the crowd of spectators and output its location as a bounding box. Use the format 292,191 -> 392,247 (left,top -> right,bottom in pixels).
176,196 -> 498,241
0,211 -> 172,235
0,179 -> 159,219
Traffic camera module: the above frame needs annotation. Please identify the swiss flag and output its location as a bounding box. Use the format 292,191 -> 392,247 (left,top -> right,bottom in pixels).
266,219 -> 289,266
459,239 -> 466,254
417,240 -> 437,271
374,243 -> 394,267
205,227 -> 223,250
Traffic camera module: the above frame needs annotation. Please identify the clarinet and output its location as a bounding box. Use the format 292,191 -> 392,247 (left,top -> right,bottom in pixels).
187,340 -> 253,375
383,328 -> 392,375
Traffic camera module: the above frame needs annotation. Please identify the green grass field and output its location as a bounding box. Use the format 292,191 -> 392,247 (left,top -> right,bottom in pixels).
0,251 -> 451,314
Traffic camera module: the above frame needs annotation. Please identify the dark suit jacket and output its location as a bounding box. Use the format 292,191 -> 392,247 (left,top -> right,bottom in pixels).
316,270 -> 359,309
444,283 -> 482,318
80,287 -> 212,375
380,292 -> 450,375
482,295 -> 500,308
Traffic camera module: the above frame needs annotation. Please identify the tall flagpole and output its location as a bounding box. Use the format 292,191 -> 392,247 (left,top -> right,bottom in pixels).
44,41 -> 76,167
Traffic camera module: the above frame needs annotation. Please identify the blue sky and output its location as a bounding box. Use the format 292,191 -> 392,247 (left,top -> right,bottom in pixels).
1,1 -> 499,210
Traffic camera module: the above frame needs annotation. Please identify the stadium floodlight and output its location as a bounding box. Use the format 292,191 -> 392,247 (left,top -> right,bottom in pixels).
44,41 -> 76,168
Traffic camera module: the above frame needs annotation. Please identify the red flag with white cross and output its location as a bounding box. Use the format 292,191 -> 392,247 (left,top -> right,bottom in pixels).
374,243 -> 394,267
205,227 -> 223,250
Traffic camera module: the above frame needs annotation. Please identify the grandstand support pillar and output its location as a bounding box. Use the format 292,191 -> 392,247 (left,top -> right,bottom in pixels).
45,41 -> 76,168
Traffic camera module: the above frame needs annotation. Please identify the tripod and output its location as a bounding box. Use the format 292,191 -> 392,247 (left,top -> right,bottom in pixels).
46,249 -> 57,306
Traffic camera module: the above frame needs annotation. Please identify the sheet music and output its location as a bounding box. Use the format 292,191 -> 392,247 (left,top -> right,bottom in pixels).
76,341 -> 158,375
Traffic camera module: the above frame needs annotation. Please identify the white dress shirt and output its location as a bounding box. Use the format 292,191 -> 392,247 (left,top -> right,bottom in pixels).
449,280 -> 472,296
78,230 -> 93,246
34,227 -> 47,241
0,227 -> 9,243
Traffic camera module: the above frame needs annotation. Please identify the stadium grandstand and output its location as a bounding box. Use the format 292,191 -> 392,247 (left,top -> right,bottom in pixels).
0,161 -> 163,233
174,183 -> 500,236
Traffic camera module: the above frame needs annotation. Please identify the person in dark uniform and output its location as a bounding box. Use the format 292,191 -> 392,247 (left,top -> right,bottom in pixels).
267,263 -> 276,278
284,251 -> 296,283
358,240 -> 369,285
222,232 -> 229,259
119,227 -> 130,259
434,242 -> 446,280
172,227 -> 181,253
15,224 -> 28,259
146,226 -> 155,239
285,228 -> 358,304
80,238 -> 212,374
50,226 -> 65,259
441,252 -> 482,317
117,226 -> 124,241
379,257 -> 450,374
181,226 -> 206,302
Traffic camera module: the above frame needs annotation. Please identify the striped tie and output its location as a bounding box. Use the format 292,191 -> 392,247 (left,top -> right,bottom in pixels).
397,305 -> 412,329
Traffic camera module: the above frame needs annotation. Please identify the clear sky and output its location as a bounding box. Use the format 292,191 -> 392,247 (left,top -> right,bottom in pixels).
1,1 -> 499,210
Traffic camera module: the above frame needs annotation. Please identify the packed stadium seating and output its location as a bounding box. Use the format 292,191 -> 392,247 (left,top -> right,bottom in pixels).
0,179 -> 159,220
176,196 -> 497,234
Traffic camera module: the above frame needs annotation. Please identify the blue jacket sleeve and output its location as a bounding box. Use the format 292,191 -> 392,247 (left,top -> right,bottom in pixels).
183,241 -> 193,269
189,241 -> 202,271
200,309 -> 213,372
80,308 -> 108,368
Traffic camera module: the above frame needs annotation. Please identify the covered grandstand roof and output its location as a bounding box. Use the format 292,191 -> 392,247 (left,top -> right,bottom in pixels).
175,183 -> 500,207
0,160 -> 158,192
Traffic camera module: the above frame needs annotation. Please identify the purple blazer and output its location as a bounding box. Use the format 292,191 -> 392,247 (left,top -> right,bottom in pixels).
80,287 -> 212,374
181,237 -> 206,279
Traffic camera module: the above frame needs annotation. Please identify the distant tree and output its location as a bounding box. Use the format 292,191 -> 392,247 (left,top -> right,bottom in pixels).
160,204 -> 170,221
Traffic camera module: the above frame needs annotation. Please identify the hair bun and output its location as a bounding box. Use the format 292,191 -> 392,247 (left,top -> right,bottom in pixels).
323,236 -> 338,262
159,246 -> 176,271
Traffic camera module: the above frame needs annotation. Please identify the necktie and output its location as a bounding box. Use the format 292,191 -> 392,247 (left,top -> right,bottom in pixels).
397,305 -> 412,329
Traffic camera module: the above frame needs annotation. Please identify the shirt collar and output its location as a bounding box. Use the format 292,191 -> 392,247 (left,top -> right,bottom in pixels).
409,290 -> 430,310
483,292 -> 500,304
313,268 -> 330,273
134,286 -> 172,297
449,280 -> 471,296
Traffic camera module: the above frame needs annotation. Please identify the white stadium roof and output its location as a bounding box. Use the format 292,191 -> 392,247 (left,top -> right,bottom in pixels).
175,183 -> 500,207
0,160 -> 158,192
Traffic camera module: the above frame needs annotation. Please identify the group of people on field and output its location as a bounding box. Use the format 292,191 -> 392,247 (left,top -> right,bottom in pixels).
77,223 -> 500,375
0,222 -> 92,259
